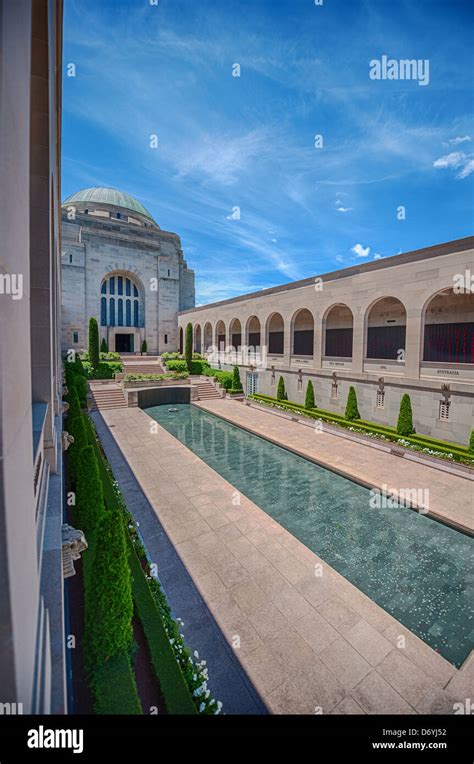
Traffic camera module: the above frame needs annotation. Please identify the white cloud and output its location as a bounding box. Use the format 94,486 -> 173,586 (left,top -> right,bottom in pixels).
433,151 -> 474,178
448,136 -> 471,145
457,159 -> 474,179
336,206 -> 352,213
373,253 -> 383,260
351,243 -> 370,258
433,152 -> 465,169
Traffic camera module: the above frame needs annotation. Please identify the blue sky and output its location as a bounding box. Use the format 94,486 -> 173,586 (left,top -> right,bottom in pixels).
62,0 -> 473,305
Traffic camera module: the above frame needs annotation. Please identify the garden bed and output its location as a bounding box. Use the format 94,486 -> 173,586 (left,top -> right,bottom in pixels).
248,393 -> 474,469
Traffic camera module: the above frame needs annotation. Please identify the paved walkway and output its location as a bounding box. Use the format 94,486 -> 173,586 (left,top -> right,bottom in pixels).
96,404 -> 473,714
195,398 -> 474,534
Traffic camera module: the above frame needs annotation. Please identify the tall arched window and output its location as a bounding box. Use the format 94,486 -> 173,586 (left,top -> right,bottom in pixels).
100,274 -> 143,328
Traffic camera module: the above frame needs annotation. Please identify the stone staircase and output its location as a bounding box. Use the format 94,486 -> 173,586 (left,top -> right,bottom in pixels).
195,380 -> 221,401
89,382 -> 127,411
120,354 -> 165,376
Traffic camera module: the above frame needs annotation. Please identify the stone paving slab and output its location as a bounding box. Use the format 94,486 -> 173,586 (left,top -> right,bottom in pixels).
194,398 -> 474,534
97,405 -> 473,715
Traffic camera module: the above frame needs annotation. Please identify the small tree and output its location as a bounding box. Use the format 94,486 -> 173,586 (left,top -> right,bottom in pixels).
469,430 -> 474,453
88,317 -> 100,370
397,393 -> 415,436
141,339 -> 147,355
345,386 -> 360,421
76,445 -> 105,535
304,380 -> 315,410
232,365 -> 242,391
185,323 -> 193,372
84,506 -> 133,668
100,338 -> 108,354
277,376 -> 287,401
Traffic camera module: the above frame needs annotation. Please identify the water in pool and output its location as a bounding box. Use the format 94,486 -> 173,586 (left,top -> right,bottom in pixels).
146,403 -> 473,667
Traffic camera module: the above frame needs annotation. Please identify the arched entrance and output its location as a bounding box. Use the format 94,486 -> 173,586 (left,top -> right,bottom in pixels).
100,271 -> 144,352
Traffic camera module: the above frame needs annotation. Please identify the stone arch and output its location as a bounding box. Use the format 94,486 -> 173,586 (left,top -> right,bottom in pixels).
291,308 -> 315,356
215,320 -> 226,350
365,297 -> 407,360
323,303 -> 354,358
229,318 -> 242,350
265,312 -> 285,355
194,323 -> 202,354
203,322 -> 213,353
422,287 -> 474,363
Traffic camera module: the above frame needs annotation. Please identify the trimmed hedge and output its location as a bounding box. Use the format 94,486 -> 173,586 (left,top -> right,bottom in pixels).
73,374 -> 88,408
128,542 -> 196,714
76,445 -> 106,535
100,338 -> 108,354
91,651 -> 142,715
166,359 -> 210,375
161,352 -> 204,361
83,505 -> 134,668
141,339 -> 147,354
249,393 -> 474,464
123,372 -> 189,381
68,415 -> 88,482
85,416 -> 220,714
66,384 -> 82,420
470,430 -> 474,453
203,368 -> 233,389
82,361 -> 122,379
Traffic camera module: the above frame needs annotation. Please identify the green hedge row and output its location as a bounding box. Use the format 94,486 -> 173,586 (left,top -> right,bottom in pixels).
202,368 -> 233,389
65,396 -> 140,714
91,651 -> 142,715
161,352 -> 204,361
82,361 -> 122,379
165,359 -> 210,374
88,419 -> 221,714
127,542 -> 196,714
123,372 -> 189,381
249,394 -> 474,464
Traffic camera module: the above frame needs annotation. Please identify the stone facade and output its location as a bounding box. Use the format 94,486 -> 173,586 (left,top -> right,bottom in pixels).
0,0 -> 66,713
61,188 -> 195,355
179,237 -> 474,446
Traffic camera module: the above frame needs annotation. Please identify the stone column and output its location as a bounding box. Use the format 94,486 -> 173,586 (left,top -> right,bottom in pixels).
404,307 -> 422,380
352,309 -> 365,373
313,310 -> 323,370
283,317 -> 291,367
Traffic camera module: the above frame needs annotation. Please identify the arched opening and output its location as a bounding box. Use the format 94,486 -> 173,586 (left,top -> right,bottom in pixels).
291,308 -> 314,356
179,326 -> 184,354
215,320 -> 226,350
203,322 -> 213,353
229,318 -> 242,351
324,304 -> 353,358
194,324 -> 202,354
423,288 -> 474,363
366,297 -> 407,360
100,271 -> 144,353
246,315 -> 261,349
266,312 -> 284,355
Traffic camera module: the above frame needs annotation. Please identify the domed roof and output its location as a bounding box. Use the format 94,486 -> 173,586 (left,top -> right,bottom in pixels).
62,187 -> 155,222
